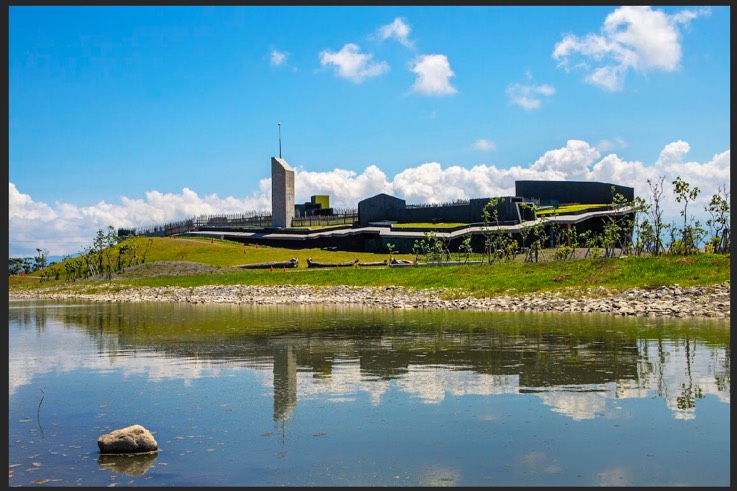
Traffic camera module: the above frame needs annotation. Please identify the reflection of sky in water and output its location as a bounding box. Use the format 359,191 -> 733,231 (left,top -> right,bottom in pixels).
9,312 -> 729,423
8,301 -> 730,487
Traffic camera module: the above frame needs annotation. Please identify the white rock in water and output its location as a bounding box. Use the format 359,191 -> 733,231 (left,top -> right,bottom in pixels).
98,424 -> 158,454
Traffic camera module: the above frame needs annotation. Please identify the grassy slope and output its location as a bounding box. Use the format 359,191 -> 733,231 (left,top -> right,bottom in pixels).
9,236 -> 730,297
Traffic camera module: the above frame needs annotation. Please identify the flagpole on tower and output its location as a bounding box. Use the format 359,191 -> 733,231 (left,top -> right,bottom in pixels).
278,122 -> 282,158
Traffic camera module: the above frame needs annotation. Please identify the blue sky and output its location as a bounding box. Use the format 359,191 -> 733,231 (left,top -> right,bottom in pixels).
9,5 -> 730,257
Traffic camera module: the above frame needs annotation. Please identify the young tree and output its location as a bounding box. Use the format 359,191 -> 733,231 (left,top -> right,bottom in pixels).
627,196 -> 649,256
646,176 -> 666,256
601,186 -> 636,257
553,224 -> 579,261
92,229 -> 106,275
411,239 -> 423,263
705,185 -> 730,253
457,234 -> 473,263
672,177 -> 702,255
140,238 -> 153,264
8,258 -> 24,275
412,231 -> 447,264
386,242 -> 395,263
481,198 -> 515,264
520,207 -> 547,263
34,248 -> 49,271
116,243 -> 129,271
635,219 -> 655,256
22,257 -> 34,274
516,203 -> 534,259
579,229 -> 602,259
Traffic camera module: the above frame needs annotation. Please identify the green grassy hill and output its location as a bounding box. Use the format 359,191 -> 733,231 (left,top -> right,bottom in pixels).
9,236 -> 730,297
129,236 -> 412,267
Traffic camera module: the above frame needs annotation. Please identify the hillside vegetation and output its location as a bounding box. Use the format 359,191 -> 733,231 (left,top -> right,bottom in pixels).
9,236 -> 730,298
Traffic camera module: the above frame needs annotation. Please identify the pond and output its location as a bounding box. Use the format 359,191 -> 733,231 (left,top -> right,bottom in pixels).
8,299 -> 730,486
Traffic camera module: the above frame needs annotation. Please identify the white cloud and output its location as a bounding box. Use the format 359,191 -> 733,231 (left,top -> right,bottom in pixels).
270,49 -> 287,67
293,165 -> 392,209
530,139 -> 601,178
653,141 -> 731,213
595,138 -> 627,153
8,141 -> 729,257
375,17 -> 414,48
506,82 -> 555,109
9,182 -> 56,221
472,139 -> 496,152
553,6 -> 709,91
8,182 -> 272,257
409,54 -> 457,96
319,43 -> 389,83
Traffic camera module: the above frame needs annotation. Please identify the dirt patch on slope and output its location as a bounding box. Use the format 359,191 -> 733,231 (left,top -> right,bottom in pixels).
113,261 -> 239,279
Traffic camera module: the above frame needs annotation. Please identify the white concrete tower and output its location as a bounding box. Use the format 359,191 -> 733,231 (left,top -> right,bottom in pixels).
271,157 -> 295,228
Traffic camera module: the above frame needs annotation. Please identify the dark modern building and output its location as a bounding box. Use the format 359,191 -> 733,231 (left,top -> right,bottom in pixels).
515,180 -> 634,206
133,179 -> 636,254
356,180 -> 630,228
357,194 -> 531,227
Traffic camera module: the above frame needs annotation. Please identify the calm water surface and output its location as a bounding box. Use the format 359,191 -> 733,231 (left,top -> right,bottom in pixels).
8,299 -> 730,486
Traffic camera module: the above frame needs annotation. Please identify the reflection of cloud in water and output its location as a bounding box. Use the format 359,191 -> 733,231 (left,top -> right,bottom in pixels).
297,361 -> 389,406
517,451 -> 561,476
520,450 -> 547,465
9,322 -> 730,421
536,390 -> 609,421
9,356 -> 49,398
7,325 -> 273,395
417,465 -> 461,486
396,366 -> 519,403
597,465 -> 634,486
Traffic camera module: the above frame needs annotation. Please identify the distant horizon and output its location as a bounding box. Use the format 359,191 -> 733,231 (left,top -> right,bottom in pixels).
9,6 -> 729,257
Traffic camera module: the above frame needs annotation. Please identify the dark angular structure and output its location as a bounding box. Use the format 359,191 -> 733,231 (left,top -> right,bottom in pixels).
515,180 -> 634,206
357,194 -> 526,227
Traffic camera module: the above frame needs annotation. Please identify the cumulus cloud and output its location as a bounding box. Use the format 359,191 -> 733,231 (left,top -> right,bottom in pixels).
506,82 -> 555,109
294,165 -> 392,209
654,141 -> 731,202
530,139 -> 602,178
270,49 -> 287,67
8,181 -> 272,257
553,6 -> 709,91
319,43 -> 389,83
409,54 -> 457,95
375,17 -> 414,48
8,141 -> 729,257
472,139 -> 496,152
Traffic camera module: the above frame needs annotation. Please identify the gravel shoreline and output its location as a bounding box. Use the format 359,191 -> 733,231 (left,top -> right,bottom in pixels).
9,281 -> 731,318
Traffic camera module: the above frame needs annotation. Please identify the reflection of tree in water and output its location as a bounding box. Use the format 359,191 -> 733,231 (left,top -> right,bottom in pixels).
7,300 -> 48,333
676,338 -> 704,411
646,334 -> 727,417
26,301 -> 730,419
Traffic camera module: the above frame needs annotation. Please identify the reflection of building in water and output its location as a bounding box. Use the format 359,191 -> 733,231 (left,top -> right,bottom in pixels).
46,302 -> 729,421
273,346 -> 297,422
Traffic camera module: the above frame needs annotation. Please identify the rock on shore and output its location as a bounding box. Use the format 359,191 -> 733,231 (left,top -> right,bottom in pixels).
9,281 -> 730,318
